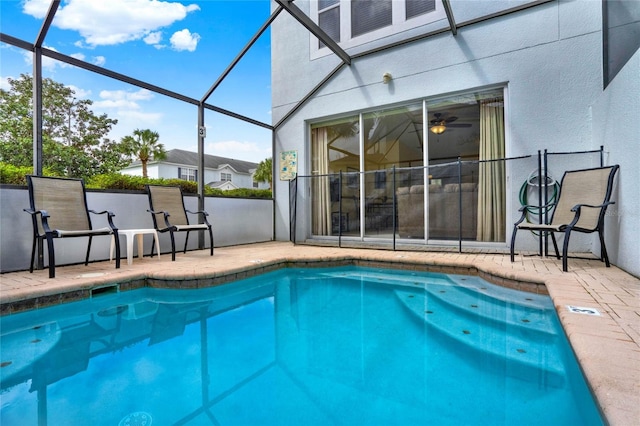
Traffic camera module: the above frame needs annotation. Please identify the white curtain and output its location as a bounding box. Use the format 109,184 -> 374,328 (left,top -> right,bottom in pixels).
477,100 -> 506,241
312,128 -> 332,235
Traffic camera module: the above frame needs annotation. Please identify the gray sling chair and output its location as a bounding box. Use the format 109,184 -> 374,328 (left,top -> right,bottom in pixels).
510,165 -> 619,272
24,175 -> 121,278
146,185 -> 214,261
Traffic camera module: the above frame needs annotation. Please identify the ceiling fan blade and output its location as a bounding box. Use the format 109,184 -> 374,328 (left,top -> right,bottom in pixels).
447,123 -> 472,128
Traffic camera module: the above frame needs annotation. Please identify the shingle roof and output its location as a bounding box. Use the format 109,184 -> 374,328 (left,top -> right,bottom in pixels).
130,148 -> 259,174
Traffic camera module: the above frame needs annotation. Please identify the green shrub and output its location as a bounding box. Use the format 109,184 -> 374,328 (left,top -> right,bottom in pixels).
0,165 -> 272,199
0,163 -> 31,185
224,188 -> 273,198
0,163 -> 56,185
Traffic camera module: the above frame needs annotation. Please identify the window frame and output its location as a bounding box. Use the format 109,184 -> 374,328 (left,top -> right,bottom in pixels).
307,85 -> 509,243
310,0 -> 445,59
178,167 -> 197,182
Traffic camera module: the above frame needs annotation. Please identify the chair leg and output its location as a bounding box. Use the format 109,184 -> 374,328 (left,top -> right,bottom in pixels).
29,236 -> 37,273
208,226 -> 214,256
183,231 -> 189,254
150,237 -> 156,258
510,226 -> 518,262
113,232 -> 121,269
550,233 -> 561,259
599,230 -> 611,267
85,236 -> 93,266
170,230 -> 176,261
561,228 -> 573,272
45,233 -> 55,279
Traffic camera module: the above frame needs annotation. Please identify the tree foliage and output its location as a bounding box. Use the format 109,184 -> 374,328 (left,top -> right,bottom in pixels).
254,157 -> 272,189
0,73 -> 131,179
120,128 -> 167,178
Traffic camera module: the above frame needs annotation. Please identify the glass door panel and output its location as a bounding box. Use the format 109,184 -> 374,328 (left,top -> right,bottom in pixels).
311,116 -> 360,236
363,103 -> 422,238
426,89 -> 504,242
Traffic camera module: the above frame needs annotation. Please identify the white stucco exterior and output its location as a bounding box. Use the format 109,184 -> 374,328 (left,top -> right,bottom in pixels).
271,1 -> 639,276
120,149 -> 269,190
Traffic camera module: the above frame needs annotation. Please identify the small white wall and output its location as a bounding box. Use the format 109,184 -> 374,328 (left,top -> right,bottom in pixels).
0,187 -> 273,273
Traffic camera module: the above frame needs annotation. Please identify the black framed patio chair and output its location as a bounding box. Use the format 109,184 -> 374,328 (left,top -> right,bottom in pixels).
24,175 -> 121,278
146,185 -> 214,261
510,165 -> 619,272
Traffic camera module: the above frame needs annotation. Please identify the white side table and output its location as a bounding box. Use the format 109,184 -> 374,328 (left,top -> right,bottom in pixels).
110,229 -> 161,266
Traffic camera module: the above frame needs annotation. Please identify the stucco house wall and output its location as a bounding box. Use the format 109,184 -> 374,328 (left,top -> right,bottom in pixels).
121,149 -> 269,190
270,1 -> 639,276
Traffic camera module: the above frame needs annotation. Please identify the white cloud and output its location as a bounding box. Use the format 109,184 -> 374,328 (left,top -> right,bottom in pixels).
118,109 -> 164,124
22,0 -> 50,19
94,89 -> 154,110
21,47 -> 66,71
23,0 -> 201,47
170,29 -> 200,52
1,77 -> 12,91
91,88 -> 163,138
144,31 -> 162,45
20,47 -> 105,70
66,85 -> 91,99
206,140 -> 271,163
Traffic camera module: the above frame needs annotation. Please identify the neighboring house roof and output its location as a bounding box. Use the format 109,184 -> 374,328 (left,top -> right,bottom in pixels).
126,148 -> 259,174
207,180 -> 238,189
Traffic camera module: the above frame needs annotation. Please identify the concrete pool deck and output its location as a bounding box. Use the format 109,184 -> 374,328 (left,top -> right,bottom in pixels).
1,241 -> 638,424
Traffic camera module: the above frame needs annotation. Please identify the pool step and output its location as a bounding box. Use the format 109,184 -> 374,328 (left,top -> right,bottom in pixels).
421,281 -> 558,338
394,287 -> 566,386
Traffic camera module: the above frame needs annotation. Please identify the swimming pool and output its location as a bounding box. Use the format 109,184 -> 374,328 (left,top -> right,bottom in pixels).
0,266 -> 602,425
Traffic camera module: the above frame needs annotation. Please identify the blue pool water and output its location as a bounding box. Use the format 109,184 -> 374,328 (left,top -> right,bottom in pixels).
1,266 -> 602,425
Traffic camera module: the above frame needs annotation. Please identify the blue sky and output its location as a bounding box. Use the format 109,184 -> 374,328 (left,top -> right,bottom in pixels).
0,0 -> 273,163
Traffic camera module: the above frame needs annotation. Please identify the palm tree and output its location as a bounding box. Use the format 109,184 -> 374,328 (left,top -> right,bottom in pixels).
121,129 -> 166,178
253,157 -> 272,189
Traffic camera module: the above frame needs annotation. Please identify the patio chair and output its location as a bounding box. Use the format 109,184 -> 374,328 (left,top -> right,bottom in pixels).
146,185 -> 214,261
24,175 -> 121,278
510,165 -> 619,272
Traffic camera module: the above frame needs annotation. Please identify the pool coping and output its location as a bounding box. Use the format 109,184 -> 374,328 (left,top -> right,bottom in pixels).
0,242 -> 638,425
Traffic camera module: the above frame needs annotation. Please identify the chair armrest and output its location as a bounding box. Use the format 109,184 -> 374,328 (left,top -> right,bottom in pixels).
185,209 -> 209,217
570,201 -> 614,212
24,208 -> 51,233
565,201 -> 615,229
518,201 -> 556,212
185,209 -> 211,225
88,209 -> 118,231
24,208 -> 54,234
147,208 -> 174,230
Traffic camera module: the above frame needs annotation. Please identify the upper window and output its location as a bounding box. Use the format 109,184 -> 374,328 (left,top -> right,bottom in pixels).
313,0 -> 439,55
351,0 -> 392,38
178,167 -> 197,182
319,0 -> 341,47
221,172 -> 232,182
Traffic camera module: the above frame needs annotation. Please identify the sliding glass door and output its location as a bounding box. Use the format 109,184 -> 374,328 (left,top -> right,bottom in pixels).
310,88 -> 505,243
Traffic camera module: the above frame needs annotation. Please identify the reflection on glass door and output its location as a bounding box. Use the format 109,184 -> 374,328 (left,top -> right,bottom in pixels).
426,89 -> 505,242
363,103 -> 423,238
311,116 -> 360,236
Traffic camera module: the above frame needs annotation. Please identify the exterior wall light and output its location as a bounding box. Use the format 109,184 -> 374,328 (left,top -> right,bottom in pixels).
382,72 -> 392,84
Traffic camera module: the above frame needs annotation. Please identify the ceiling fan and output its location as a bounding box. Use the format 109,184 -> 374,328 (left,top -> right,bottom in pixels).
429,112 -> 471,134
